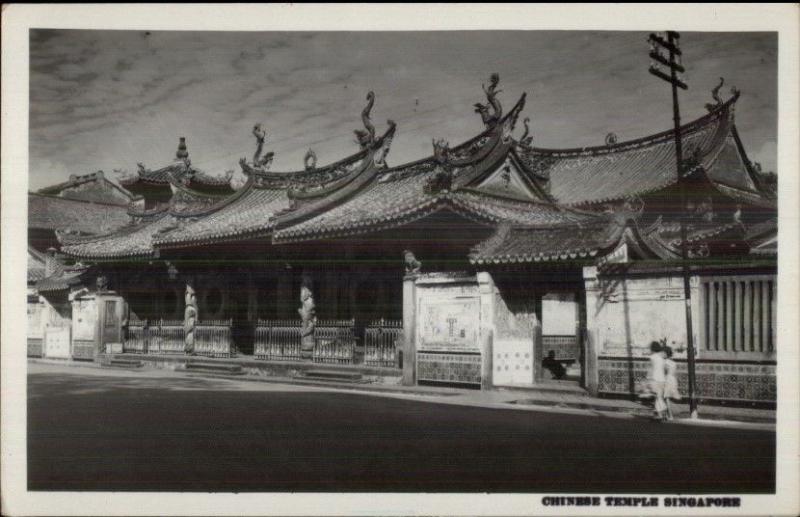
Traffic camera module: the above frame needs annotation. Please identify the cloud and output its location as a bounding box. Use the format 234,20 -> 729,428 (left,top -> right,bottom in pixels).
750,140 -> 778,174
29,30 -> 778,189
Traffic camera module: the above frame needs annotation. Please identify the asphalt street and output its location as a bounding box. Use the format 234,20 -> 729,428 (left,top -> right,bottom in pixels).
27,364 -> 775,492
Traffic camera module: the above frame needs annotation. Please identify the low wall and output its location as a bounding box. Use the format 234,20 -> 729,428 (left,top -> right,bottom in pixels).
598,357 -> 776,403
585,266 -> 778,403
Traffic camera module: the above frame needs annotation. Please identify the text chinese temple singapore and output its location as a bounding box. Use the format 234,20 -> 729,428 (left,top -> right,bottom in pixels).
29,75 -> 777,402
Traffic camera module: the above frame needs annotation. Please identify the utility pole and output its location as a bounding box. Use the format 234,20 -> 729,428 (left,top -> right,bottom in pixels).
648,31 -> 699,418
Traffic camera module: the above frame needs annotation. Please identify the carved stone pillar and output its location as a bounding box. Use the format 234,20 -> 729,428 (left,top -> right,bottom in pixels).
184,283 -> 198,355
298,274 -> 316,361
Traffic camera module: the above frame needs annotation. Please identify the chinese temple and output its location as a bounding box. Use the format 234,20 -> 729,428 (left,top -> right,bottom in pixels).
28,75 -> 778,404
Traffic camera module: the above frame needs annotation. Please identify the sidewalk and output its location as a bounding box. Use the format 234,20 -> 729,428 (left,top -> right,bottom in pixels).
28,357 -> 776,429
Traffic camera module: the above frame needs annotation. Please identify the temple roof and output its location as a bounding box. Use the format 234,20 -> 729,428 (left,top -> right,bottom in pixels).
35,263 -> 89,293
119,138 -> 234,196
469,218 -> 637,265
28,246 -> 47,283
59,176 -> 239,258
119,160 -> 234,194
53,79 -> 776,263
513,94 -> 774,208
28,193 -> 131,235
36,170 -> 137,206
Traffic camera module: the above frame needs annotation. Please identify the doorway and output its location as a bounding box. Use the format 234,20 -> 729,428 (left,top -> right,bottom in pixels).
539,292 -> 582,385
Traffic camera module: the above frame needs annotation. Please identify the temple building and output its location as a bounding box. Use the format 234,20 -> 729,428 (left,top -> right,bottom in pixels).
28,76 -> 777,404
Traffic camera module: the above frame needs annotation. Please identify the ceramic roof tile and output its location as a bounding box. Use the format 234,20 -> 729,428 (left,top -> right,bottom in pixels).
28,193 -> 131,234
36,265 -> 89,292
60,214 -> 177,259
515,99 -> 739,206
153,187 -> 292,247
469,220 -> 624,264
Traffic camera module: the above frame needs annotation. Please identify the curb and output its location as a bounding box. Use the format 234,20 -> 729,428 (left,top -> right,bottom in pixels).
28,358 -> 776,429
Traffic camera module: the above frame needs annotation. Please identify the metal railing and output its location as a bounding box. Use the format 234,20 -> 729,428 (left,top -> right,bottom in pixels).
542,335 -> 579,362
364,319 -> 402,367
254,319 -> 302,361
195,319 -> 234,358
123,319 -> 149,354
123,319 -> 192,355
313,319 -> 356,364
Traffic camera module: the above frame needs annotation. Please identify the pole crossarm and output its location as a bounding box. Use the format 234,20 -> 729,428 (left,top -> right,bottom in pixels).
649,51 -> 686,73
648,67 -> 688,90
648,33 -> 682,55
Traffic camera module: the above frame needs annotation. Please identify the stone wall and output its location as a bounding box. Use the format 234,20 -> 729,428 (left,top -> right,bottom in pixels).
585,266 -> 778,402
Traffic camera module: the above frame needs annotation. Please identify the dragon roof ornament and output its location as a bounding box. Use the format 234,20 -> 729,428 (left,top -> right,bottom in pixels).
520,117 -> 533,147
239,123 -> 275,173
474,73 -> 503,129
354,91 -> 377,149
705,77 -> 725,112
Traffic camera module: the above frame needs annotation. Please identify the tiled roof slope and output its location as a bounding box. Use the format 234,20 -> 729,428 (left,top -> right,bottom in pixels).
59,214 -> 178,259
514,95 -> 769,207
153,184 -> 292,248
155,120 -> 395,249
37,171 -> 136,206
36,264 -> 89,292
28,247 -> 47,283
469,219 -> 626,265
28,193 -> 131,234
120,160 -> 233,192
273,94 -> 576,242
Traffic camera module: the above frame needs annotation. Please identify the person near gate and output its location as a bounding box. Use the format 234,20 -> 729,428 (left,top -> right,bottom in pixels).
643,341 -> 668,421
542,350 -> 567,380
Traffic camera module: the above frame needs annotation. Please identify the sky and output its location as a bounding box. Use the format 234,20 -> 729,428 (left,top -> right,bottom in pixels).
28,30 -> 777,191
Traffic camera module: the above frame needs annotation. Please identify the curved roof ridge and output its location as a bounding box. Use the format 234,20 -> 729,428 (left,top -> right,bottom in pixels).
169,173 -> 257,219
242,147 -> 370,182
272,124 -> 396,229
375,93 -> 528,184
57,212 -> 169,246
522,93 -> 738,157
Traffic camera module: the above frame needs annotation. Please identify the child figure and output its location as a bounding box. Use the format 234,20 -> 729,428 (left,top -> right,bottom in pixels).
663,346 -> 682,420
644,341 -> 667,420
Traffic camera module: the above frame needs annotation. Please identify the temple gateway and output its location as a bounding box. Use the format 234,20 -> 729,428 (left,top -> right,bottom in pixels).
28,76 -> 777,404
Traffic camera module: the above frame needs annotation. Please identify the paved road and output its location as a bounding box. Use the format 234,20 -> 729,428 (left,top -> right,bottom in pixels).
28,364 -> 775,493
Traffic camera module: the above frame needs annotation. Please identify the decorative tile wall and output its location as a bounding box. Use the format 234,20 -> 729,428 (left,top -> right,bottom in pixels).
27,338 -> 43,357
72,340 -> 95,360
417,352 -> 481,385
598,357 -> 776,402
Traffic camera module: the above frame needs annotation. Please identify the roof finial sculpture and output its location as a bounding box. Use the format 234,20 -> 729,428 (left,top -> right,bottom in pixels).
705,77 -> 724,112
520,117 -> 533,147
304,149 -> 317,171
176,137 -> 189,161
605,132 -> 618,146
403,250 -> 421,275
242,123 -> 274,172
354,91 -> 376,149
432,138 -> 450,164
474,73 -> 503,128
425,138 -> 453,194
373,120 -> 396,168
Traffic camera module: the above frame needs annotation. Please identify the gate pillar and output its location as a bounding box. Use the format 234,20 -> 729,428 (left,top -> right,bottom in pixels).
402,273 -> 417,386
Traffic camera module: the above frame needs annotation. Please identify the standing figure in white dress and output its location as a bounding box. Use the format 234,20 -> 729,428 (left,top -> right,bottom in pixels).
645,341 -> 667,421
